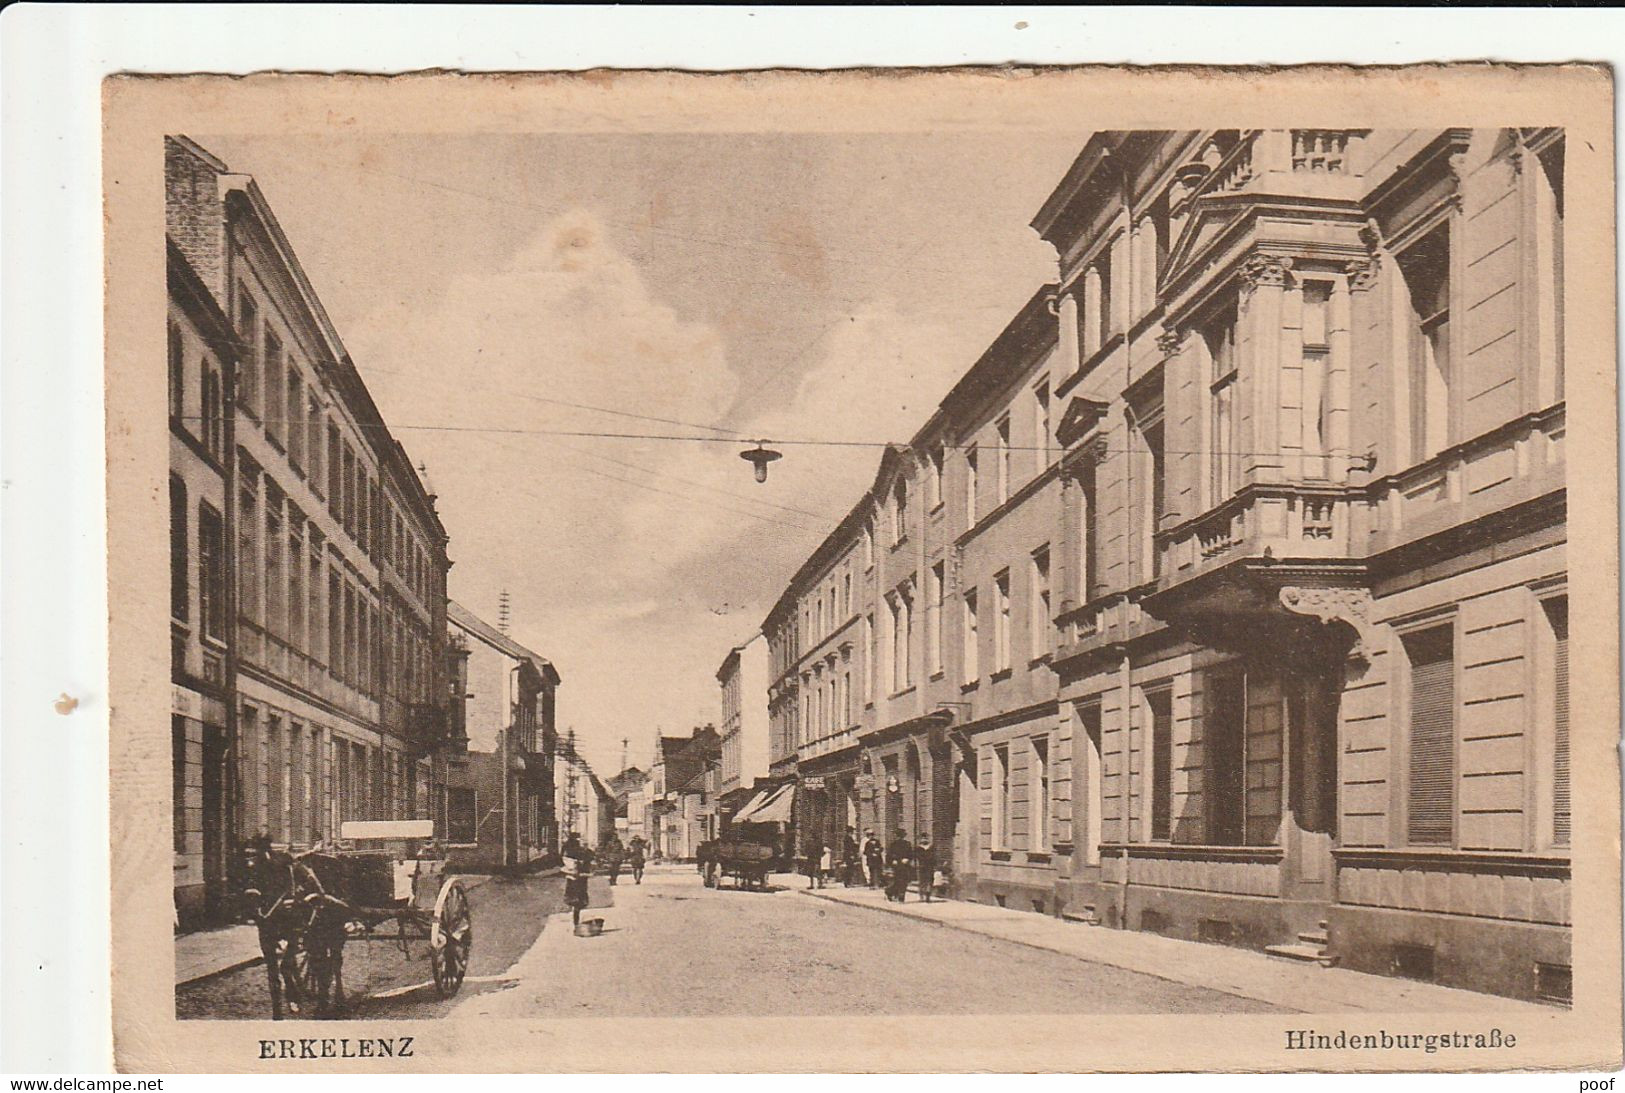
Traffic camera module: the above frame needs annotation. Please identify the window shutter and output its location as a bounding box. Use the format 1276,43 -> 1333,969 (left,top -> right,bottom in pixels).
1549,600 -> 1570,846
1406,627 -> 1455,846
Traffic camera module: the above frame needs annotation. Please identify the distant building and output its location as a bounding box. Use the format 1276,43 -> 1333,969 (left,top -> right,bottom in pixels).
647,726 -> 721,859
444,600 -> 559,869
555,738 -> 615,850
716,636 -> 772,830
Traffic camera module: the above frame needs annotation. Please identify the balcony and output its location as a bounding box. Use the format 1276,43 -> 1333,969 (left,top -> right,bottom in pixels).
1158,483 -> 1367,581
1198,129 -> 1369,202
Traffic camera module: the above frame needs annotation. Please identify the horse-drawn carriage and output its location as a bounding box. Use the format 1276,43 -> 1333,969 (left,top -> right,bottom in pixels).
696,837 -> 778,890
240,820 -> 472,1019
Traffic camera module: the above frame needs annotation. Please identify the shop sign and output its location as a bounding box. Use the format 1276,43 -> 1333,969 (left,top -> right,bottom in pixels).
801,777 -> 826,791
171,685 -> 200,718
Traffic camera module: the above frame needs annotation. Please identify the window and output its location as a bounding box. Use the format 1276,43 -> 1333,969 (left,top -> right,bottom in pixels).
238,473 -> 259,625
263,488 -> 284,638
993,570 -> 1011,673
1031,735 -> 1051,851
1030,546 -> 1051,659
266,716 -> 284,843
927,445 -> 945,510
962,589 -> 979,685
202,364 -> 223,458
1397,226 -> 1453,464
1033,378 -> 1052,468
328,422 -> 342,510
964,444 -> 979,524
993,744 -> 1012,850
1137,417 -> 1166,579
341,444 -> 356,536
1075,470 -> 1099,605
1534,137 -> 1565,404
447,787 -> 477,843
927,561 -> 945,675
889,584 -> 913,693
170,478 -> 189,622
1206,673 -> 1246,845
863,614 -> 875,703
862,522 -> 874,569
172,716 -> 189,852
1404,624 -> 1456,846
236,290 -> 259,417
198,503 -> 225,643
286,369 -> 305,469
264,329 -> 284,446
307,391 -> 324,492
1543,597 -> 1570,847
892,478 -> 908,544
1148,689 -> 1174,841
995,416 -> 1011,505
308,532 -> 324,665
168,322 -> 185,421
843,669 -> 853,727
1300,281 -> 1332,469
328,569 -> 342,679
842,571 -> 851,618
1204,304 -> 1239,502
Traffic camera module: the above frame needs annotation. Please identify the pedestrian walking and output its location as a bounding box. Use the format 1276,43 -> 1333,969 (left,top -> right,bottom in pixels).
628,838 -> 646,885
842,829 -> 861,887
605,839 -> 624,886
802,839 -> 824,890
819,843 -> 833,890
885,828 -> 914,903
862,829 -> 884,888
562,834 -> 595,930
915,834 -> 936,903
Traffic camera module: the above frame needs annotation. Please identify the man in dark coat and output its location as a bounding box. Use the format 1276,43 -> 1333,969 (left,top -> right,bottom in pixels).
628,838 -> 646,885
885,828 -> 914,903
562,834 -> 594,929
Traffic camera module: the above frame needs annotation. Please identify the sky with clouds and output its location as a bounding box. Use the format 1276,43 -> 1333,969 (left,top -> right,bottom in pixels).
197,131 -> 1085,775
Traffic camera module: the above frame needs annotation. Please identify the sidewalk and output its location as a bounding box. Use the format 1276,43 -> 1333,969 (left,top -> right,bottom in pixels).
800,884 -> 1554,1015
175,924 -> 262,986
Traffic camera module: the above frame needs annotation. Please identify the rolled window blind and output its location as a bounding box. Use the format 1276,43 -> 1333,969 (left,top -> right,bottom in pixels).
1406,626 -> 1455,846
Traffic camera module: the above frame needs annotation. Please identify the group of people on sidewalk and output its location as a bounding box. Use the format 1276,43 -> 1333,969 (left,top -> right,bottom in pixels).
801,827 -> 937,903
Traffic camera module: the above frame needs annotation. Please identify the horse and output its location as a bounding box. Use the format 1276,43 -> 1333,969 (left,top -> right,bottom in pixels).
239,834 -> 351,1019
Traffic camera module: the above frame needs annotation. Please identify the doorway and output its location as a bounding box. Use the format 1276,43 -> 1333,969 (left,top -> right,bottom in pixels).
201,722 -> 229,920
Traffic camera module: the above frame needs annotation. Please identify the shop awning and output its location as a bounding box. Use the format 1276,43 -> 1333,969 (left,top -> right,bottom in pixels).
742,784 -> 795,825
728,787 -> 774,823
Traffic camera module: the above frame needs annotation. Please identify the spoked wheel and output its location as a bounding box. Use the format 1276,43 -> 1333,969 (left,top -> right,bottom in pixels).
278,932 -> 328,1017
430,879 -> 472,998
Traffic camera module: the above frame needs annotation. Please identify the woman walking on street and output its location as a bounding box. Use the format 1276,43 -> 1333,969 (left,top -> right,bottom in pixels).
842,829 -> 861,887
802,839 -> 824,890
818,843 -> 833,890
915,834 -> 936,903
628,838 -> 646,885
885,828 -> 914,903
562,834 -> 595,930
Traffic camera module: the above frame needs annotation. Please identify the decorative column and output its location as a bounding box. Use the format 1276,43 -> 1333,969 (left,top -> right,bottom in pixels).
1326,273 -> 1355,483
1082,266 -> 1103,359
1055,290 -> 1081,377
1239,254 -> 1293,487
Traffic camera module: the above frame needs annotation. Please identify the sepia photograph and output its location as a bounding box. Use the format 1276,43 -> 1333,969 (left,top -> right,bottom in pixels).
96,63 -> 1619,1072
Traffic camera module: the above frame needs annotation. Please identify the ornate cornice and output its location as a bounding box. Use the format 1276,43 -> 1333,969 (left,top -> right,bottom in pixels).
1278,586 -> 1380,664
1344,257 -> 1379,292
1156,328 -> 1187,357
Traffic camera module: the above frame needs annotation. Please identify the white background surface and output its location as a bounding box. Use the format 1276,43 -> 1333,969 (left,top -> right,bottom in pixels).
2,4 -> 1621,1084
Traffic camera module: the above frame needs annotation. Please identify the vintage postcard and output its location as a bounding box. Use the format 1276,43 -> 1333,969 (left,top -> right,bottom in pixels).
105,65 -> 1619,1072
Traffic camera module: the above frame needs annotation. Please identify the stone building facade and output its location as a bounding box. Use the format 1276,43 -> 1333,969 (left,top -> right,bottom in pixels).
167,136 -> 455,924
764,127 -> 1569,1001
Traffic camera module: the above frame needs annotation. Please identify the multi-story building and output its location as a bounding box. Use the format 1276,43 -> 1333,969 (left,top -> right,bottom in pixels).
765,128 -> 1568,1001
716,635 -> 772,803
444,600 -> 558,868
166,137 -> 454,918
646,726 -> 720,859
168,239 -> 237,928
554,743 -> 613,850
1028,128 -> 1568,1001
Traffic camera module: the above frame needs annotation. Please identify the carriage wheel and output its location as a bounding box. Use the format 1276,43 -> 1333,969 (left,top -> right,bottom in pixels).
279,933 -> 327,1017
430,879 -> 472,998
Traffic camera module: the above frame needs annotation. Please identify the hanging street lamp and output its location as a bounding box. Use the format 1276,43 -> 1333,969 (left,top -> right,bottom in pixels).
740,442 -> 782,483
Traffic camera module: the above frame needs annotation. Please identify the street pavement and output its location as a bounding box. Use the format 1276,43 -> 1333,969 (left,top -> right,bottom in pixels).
453,864 -> 1282,1018
176,871 -> 608,1019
